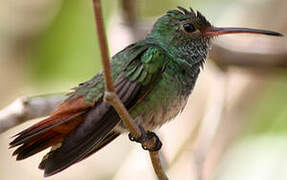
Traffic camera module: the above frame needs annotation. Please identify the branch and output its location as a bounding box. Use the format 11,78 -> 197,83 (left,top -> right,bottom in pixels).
209,41 -> 287,68
0,94 -> 65,133
150,151 -> 168,180
92,1 -> 168,180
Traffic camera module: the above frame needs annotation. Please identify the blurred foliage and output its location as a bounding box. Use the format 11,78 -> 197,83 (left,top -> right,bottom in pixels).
246,72 -> 287,134
28,0 -> 116,87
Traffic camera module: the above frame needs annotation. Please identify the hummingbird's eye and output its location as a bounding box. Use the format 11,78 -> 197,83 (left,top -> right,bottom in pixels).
182,23 -> 196,33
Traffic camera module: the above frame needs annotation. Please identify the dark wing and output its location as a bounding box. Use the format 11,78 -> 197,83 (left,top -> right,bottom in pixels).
39,131 -> 120,170
42,75 -> 142,176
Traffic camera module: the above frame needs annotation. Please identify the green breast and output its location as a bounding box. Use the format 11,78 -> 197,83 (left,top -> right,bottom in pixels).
129,59 -> 198,130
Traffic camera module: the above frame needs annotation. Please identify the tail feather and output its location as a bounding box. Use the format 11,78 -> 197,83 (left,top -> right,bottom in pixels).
13,131 -> 63,160
10,111 -> 85,148
13,97 -> 90,138
10,97 -> 91,160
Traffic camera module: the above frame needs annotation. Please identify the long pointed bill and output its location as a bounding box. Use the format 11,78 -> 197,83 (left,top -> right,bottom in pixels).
204,26 -> 283,37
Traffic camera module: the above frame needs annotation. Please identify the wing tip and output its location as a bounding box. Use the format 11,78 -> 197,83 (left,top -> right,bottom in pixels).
43,167 -> 62,177
41,155 -> 77,177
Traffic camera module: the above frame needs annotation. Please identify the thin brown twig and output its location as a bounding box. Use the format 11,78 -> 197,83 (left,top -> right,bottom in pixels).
93,0 -> 114,92
92,0 -> 141,141
92,1 -> 168,179
150,151 -> 168,180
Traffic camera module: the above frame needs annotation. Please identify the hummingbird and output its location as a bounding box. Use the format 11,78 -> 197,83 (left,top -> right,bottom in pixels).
9,7 -> 282,177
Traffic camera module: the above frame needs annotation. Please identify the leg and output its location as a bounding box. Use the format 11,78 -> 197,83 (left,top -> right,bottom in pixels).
128,125 -> 162,152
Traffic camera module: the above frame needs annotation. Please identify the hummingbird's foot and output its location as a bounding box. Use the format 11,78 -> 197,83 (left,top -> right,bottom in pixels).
128,126 -> 162,151
142,131 -> 162,151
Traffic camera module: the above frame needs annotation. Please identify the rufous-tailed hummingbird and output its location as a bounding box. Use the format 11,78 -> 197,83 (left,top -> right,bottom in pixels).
9,7 -> 282,177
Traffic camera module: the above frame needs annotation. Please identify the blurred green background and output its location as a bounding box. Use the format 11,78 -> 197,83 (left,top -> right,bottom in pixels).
0,0 -> 287,179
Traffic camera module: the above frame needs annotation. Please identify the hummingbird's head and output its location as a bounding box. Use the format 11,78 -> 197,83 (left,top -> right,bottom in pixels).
147,7 -> 282,64
148,7 -> 213,46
